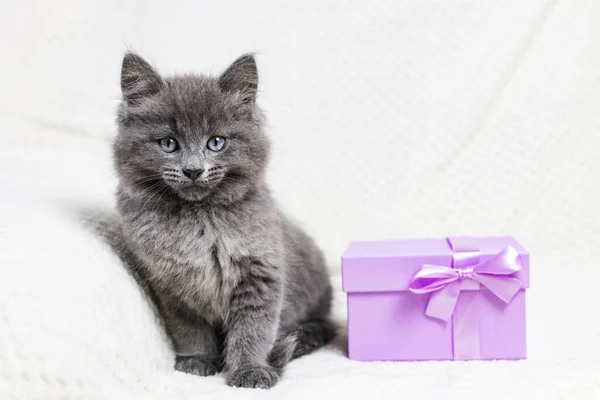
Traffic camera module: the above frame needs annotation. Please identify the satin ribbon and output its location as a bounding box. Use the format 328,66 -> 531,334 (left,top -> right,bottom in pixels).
408,244 -> 524,360
408,245 -> 524,321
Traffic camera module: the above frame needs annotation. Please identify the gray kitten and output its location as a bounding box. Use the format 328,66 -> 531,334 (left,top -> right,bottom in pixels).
113,53 -> 335,389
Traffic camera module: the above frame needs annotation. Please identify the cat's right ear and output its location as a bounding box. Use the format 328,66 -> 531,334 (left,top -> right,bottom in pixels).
121,53 -> 164,105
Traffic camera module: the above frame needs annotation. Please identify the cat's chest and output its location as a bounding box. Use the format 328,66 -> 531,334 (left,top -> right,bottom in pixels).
129,206 -> 243,319
131,205 -> 235,256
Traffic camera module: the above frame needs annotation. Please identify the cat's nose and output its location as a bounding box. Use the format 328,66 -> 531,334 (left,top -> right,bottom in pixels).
182,168 -> 204,181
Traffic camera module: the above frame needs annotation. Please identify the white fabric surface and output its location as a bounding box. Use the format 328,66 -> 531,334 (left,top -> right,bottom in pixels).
1,0 -> 600,399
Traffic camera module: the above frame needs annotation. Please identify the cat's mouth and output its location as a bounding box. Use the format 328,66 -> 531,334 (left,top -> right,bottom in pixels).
166,175 -> 225,201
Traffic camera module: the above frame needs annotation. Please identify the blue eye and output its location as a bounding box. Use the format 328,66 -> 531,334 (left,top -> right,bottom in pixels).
159,137 -> 178,153
207,136 -> 226,152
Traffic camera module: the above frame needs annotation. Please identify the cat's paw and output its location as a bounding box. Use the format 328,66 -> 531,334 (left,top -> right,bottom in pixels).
226,365 -> 280,389
174,355 -> 219,377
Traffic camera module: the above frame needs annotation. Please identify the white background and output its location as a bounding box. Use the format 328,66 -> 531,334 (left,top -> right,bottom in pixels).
1,1 -> 599,399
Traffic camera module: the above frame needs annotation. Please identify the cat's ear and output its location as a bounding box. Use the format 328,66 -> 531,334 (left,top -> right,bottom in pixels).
121,52 -> 164,105
218,54 -> 258,104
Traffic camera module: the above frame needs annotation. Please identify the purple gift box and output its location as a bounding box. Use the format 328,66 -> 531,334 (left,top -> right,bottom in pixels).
341,236 -> 530,361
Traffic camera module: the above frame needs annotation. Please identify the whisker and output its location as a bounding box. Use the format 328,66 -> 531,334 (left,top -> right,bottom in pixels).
130,181 -> 162,190
149,185 -> 171,211
139,182 -> 169,211
134,181 -> 164,193
130,175 -> 165,188
205,171 -> 224,179
134,180 -> 168,199
205,176 -> 224,183
213,174 -> 243,186
133,175 -> 163,183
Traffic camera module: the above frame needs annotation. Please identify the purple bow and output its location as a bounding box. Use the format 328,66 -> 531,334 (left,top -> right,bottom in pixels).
408,245 -> 524,321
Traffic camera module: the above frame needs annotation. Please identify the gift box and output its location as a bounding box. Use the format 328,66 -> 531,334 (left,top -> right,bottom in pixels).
341,236 -> 530,361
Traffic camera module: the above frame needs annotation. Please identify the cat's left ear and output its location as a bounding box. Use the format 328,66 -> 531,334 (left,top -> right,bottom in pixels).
218,54 -> 258,104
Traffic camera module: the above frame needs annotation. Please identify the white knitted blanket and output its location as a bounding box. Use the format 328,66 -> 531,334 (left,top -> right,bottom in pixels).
1,1 -> 600,399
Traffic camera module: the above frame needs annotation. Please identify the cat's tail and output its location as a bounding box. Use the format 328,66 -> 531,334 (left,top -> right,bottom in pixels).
268,318 -> 338,371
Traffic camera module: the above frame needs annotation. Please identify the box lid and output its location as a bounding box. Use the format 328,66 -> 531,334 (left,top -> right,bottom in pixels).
341,236 -> 530,293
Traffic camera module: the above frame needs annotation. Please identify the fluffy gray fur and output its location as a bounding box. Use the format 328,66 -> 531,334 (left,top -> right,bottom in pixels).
113,52 -> 335,389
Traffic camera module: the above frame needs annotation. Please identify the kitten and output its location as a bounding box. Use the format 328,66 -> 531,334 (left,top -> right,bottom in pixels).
113,52 -> 335,389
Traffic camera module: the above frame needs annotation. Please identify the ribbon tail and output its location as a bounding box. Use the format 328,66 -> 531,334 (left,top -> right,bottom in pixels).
425,281 -> 461,321
453,290 -> 481,360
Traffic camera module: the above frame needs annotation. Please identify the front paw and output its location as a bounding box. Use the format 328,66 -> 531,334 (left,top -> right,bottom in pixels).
174,355 -> 219,377
226,365 -> 280,389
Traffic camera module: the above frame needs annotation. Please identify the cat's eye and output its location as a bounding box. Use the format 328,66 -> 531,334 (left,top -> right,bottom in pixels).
159,137 -> 179,153
207,136 -> 226,152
